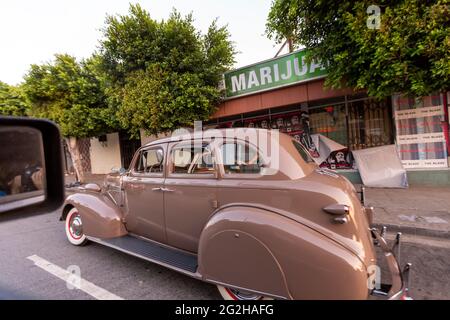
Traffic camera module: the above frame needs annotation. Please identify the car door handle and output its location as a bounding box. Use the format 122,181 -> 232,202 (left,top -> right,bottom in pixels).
152,187 -> 163,192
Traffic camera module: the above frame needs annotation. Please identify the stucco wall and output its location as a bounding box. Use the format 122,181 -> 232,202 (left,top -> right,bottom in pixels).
140,129 -> 169,146
90,133 -> 122,174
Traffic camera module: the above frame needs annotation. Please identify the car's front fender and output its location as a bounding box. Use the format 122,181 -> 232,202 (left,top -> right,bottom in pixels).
62,191 -> 127,239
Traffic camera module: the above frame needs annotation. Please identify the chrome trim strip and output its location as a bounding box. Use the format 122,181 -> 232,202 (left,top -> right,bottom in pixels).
0,193 -> 45,213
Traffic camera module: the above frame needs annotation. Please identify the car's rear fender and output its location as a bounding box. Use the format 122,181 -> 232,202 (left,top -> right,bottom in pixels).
62,192 -> 127,239
198,204 -> 369,300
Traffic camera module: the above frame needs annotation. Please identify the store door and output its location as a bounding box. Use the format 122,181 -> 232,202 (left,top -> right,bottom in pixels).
119,131 -> 141,169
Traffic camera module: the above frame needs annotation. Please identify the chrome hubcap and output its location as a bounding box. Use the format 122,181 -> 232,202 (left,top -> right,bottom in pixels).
70,214 -> 83,238
227,288 -> 262,300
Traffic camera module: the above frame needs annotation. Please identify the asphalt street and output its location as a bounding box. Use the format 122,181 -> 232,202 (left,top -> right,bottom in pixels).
0,209 -> 449,300
0,209 -> 220,300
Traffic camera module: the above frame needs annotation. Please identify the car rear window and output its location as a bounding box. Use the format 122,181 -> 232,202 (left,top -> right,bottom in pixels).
292,140 -> 314,163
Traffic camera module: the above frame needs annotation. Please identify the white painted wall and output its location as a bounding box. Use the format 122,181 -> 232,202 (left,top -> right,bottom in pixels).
90,133 -> 122,174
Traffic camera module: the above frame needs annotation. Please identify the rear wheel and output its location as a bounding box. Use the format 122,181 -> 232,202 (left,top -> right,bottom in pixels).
217,285 -> 272,300
65,207 -> 88,246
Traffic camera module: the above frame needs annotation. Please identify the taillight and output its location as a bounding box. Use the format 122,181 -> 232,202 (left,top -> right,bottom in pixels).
400,292 -> 413,300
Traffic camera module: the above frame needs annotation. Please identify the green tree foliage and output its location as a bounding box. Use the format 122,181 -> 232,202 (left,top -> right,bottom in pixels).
100,4 -> 236,136
266,0 -> 450,98
23,54 -> 116,182
0,81 -> 29,116
23,54 -> 114,138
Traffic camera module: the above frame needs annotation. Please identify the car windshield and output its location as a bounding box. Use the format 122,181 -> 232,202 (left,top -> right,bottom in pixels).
292,140 -> 314,163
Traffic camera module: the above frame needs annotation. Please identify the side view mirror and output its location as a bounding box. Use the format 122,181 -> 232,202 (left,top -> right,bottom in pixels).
0,117 -> 64,215
110,167 -> 126,175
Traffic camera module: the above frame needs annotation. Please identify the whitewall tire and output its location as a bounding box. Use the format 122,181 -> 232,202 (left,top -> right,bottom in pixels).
65,207 -> 88,246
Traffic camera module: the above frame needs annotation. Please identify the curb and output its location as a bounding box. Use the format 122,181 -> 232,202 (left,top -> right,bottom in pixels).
373,222 -> 450,240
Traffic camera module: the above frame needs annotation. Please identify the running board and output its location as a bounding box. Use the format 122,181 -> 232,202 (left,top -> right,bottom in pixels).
88,235 -> 198,274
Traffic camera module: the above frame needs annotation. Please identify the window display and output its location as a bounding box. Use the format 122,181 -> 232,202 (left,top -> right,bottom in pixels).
393,93 -> 448,168
309,103 -> 352,169
347,99 -> 393,150
309,104 -> 347,146
207,97 -> 396,170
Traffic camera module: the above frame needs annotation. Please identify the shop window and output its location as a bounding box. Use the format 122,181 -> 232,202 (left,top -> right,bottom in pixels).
211,97 -> 394,170
347,99 -> 393,150
309,103 -> 347,146
309,103 -> 352,169
393,93 -> 448,169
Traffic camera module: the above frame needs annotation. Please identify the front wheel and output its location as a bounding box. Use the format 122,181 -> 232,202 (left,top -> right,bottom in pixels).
217,285 -> 273,300
65,207 -> 88,246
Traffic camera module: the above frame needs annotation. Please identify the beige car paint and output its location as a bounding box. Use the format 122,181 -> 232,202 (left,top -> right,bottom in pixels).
62,129 -> 381,300
122,145 -> 167,244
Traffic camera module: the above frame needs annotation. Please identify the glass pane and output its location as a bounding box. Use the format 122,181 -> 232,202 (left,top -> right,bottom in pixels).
348,99 -> 393,150
309,103 -> 347,146
393,93 -> 447,168
191,148 -> 215,174
0,126 -> 46,204
172,148 -> 193,173
292,140 -> 314,163
171,144 -> 215,174
221,142 -> 261,174
135,148 -> 164,173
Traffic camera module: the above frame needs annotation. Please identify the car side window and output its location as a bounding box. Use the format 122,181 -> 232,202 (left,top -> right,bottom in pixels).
134,148 -> 164,174
220,142 -> 262,174
171,143 -> 215,175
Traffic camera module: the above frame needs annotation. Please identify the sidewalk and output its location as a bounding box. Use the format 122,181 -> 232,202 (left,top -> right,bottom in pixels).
364,186 -> 450,300
365,186 -> 450,239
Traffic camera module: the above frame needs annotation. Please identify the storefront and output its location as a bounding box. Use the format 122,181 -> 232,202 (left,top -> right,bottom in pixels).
206,49 -> 450,185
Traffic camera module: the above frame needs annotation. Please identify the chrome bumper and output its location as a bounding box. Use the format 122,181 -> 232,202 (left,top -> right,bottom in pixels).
370,227 -> 412,300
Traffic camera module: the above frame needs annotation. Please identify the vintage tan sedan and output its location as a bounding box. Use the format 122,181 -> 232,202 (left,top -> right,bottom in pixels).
61,129 -> 411,300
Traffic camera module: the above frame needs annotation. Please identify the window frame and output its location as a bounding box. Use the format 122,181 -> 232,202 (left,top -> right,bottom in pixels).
130,146 -> 165,178
292,139 -> 314,163
167,140 -> 218,179
216,139 -> 267,179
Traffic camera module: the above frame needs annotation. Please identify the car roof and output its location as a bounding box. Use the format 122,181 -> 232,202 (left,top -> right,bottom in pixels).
143,128 -> 277,147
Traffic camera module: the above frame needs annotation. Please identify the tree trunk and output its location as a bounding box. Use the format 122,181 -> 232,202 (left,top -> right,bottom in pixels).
287,37 -> 293,53
66,137 -> 86,183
